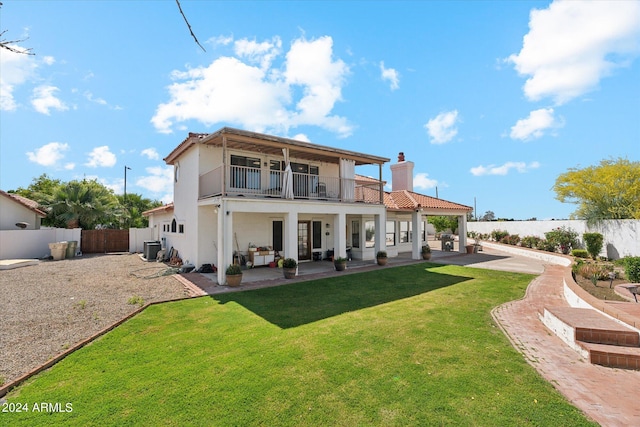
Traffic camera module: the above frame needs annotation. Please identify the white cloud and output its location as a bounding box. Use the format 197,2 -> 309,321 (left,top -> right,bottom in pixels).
209,35 -> 234,46
470,161 -> 540,176
42,56 -> 55,65
380,61 -> 399,90
508,0 -> 640,104
26,142 -> 70,167
31,85 -> 68,115
85,146 -> 117,168
424,110 -> 459,144
291,133 -> 310,142
510,107 -> 562,140
234,37 -> 282,70
414,172 -> 438,190
136,166 -> 174,203
152,35 -> 352,138
141,148 -> 160,160
84,91 -> 107,105
0,45 -> 38,111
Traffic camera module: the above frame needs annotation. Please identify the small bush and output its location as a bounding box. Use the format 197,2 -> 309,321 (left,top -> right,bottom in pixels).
577,262 -> 613,281
376,251 -> 387,258
421,245 -> 431,254
624,256 -> 640,283
282,258 -> 298,268
571,249 -> 589,258
583,232 -> 604,260
504,234 -> 521,245
545,227 -> 579,254
521,236 -> 541,249
536,239 -> 558,253
491,230 -> 509,242
226,264 -> 242,275
128,296 -> 145,307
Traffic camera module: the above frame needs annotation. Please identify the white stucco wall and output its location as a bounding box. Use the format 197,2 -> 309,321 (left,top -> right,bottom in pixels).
467,219 -> 639,259
0,197 -> 42,230
0,228 -> 81,260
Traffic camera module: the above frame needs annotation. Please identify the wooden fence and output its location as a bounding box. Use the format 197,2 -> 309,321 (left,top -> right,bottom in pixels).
81,229 -> 129,253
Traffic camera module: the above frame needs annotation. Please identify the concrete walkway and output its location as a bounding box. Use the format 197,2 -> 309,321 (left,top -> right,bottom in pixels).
176,245 -> 640,425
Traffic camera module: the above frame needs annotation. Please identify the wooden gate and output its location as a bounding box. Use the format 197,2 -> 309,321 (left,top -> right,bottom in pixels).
81,229 -> 129,253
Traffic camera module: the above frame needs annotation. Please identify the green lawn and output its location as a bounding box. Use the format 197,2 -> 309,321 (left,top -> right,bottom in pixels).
3,263 -> 595,426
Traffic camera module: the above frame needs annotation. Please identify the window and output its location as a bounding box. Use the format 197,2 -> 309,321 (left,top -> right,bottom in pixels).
365,221 -> 375,248
290,162 -> 319,197
171,218 -> 177,233
400,221 -> 411,243
386,221 -> 396,246
269,160 -> 283,191
178,224 -> 184,234
352,220 -> 360,248
230,155 -> 261,189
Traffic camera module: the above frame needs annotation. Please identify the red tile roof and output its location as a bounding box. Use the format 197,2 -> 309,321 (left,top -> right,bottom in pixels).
0,190 -> 47,217
142,203 -> 174,217
387,190 -> 472,212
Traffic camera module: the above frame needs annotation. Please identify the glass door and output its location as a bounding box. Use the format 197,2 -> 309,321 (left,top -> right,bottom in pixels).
298,221 -> 311,260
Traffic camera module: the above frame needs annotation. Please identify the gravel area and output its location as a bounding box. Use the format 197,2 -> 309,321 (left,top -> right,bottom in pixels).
0,254 -> 189,386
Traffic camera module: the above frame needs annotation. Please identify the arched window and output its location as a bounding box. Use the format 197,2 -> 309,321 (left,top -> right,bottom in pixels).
171,218 -> 177,233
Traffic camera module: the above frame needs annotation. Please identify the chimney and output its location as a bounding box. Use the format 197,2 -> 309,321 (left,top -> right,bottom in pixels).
390,152 -> 414,192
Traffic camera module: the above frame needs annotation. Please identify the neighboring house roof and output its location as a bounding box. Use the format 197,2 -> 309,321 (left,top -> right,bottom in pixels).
142,203 -> 174,217
164,127 -> 390,166
0,190 -> 47,217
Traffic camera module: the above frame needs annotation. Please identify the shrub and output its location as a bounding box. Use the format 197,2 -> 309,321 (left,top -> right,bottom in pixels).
226,264 -> 242,275
545,227 -> 579,254
536,239 -> 558,253
520,236 -> 541,249
334,257 -> 348,263
282,258 -> 298,268
421,245 -> 431,254
624,256 -> 640,283
571,249 -> 589,258
376,251 -> 387,258
504,234 -> 521,245
491,230 -> 509,242
576,262 -> 613,281
583,232 -> 604,260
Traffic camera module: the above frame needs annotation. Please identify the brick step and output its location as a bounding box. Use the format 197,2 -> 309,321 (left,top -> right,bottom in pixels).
579,341 -> 640,370
543,306 -> 639,347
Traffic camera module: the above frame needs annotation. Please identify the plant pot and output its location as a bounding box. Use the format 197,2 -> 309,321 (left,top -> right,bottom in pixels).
334,261 -> 346,271
283,267 -> 297,279
465,245 -> 474,254
226,273 -> 242,287
422,252 -> 431,260
376,257 -> 388,266
49,242 -> 68,261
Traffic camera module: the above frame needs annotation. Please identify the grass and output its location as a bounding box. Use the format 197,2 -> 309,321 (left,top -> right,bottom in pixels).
4,263 -> 595,426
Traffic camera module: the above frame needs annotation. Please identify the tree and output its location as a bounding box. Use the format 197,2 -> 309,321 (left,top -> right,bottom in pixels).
0,2 -> 34,55
117,193 -> 162,228
46,179 -> 124,229
428,216 -> 459,233
553,158 -> 640,223
480,210 -> 495,221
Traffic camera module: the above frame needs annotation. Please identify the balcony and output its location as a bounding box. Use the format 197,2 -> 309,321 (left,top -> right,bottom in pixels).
199,165 -> 383,204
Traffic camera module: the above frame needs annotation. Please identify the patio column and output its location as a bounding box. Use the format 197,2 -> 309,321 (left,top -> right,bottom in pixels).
333,213 -> 347,259
411,210 -> 422,260
458,214 -> 467,253
374,212 -> 386,259
285,211 -> 298,262
217,201 -> 234,284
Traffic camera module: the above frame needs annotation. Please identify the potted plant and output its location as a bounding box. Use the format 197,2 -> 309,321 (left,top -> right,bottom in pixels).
421,245 -> 432,260
282,257 -> 298,279
376,250 -> 388,266
225,264 -> 243,287
334,256 -> 347,271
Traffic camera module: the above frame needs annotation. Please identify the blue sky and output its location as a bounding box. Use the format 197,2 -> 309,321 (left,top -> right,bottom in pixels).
1,0 -> 638,219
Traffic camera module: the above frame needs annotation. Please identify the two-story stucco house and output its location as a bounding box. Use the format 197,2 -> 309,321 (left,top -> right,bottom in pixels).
145,127 -> 472,285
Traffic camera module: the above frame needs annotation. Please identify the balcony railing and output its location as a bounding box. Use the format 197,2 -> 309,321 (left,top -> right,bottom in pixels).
198,165 -> 383,204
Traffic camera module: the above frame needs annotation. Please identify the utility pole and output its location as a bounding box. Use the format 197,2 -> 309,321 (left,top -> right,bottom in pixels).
124,166 -> 131,202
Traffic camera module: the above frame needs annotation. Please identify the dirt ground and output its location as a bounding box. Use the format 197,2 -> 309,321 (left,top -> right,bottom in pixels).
0,253 -> 189,386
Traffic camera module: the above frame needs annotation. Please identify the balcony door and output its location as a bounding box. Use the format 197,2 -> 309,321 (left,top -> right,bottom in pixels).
298,221 -> 311,260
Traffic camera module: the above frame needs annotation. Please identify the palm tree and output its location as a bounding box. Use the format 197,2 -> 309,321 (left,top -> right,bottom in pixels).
46,180 -> 123,229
